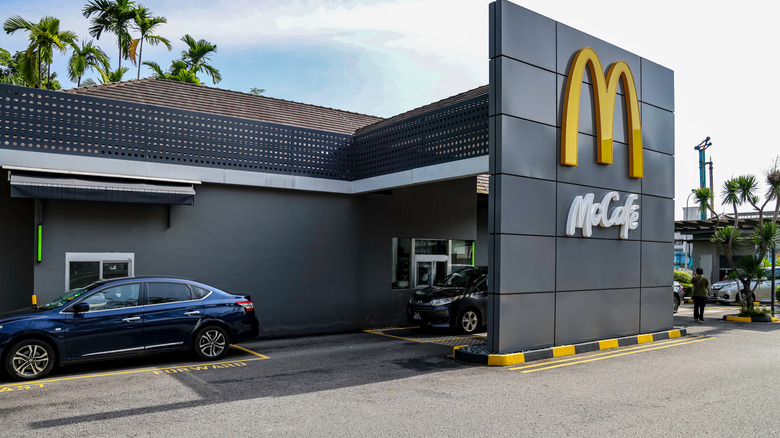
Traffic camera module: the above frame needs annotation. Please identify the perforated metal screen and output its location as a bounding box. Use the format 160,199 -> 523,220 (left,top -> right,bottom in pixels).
0,84 -> 488,182
351,95 -> 489,180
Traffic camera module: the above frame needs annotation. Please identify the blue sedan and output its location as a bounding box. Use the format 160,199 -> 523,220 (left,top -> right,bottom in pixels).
0,277 -> 260,380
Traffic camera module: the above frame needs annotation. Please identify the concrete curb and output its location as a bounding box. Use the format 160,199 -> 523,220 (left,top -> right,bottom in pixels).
453,328 -> 687,366
722,315 -> 780,323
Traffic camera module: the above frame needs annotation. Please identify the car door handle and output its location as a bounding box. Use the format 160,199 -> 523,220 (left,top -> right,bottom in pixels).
184,311 -> 200,316
122,316 -> 141,322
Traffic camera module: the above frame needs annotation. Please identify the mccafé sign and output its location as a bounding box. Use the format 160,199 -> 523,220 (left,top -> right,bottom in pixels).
562,48 -> 643,238
566,191 -> 639,239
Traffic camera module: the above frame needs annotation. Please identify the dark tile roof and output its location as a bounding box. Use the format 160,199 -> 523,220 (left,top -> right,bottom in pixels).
65,78 -> 384,135
355,85 -> 488,135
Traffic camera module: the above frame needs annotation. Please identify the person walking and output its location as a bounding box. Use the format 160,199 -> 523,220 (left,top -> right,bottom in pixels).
691,267 -> 710,323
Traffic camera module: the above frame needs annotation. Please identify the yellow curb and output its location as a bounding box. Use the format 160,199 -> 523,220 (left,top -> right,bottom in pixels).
637,334 -> 654,344
723,316 -> 780,323
487,352 -> 526,366
453,329 -> 687,367
552,345 -> 575,358
599,339 -> 619,350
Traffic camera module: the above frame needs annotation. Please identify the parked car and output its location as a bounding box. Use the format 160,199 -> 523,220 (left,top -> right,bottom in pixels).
407,266 -> 487,334
710,268 -> 779,304
673,281 -> 684,313
0,277 -> 259,381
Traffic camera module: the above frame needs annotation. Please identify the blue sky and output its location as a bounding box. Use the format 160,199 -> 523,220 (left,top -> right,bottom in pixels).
1,0 -> 779,218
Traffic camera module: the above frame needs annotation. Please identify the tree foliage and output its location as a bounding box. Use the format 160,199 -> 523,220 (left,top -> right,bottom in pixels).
68,40 -> 109,87
179,34 -> 221,84
0,48 -> 26,85
1,3 -> 236,90
143,34 -> 221,85
129,6 -> 171,80
704,164 -> 780,308
83,0 -> 137,71
3,15 -> 76,89
143,60 -> 201,84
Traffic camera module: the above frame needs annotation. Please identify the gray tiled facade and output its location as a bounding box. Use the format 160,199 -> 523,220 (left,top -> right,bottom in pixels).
488,0 -> 674,353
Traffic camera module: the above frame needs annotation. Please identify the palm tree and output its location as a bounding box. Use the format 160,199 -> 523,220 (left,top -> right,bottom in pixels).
129,6 -> 171,80
143,60 -> 201,84
94,65 -> 128,83
722,178 -> 741,230
693,187 -> 718,223
735,174 -> 761,222
4,15 -> 77,88
766,158 -> 780,224
83,0 -> 137,71
68,40 -> 109,87
180,34 -> 221,84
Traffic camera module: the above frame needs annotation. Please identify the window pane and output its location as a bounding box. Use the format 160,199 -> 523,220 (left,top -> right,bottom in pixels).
417,261 -> 432,287
147,282 -> 193,304
192,286 -> 211,299
103,262 -> 129,279
415,239 -> 447,255
70,262 -> 100,289
391,238 -> 411,289
98,284 -> 140,310
451,240 -> 475,266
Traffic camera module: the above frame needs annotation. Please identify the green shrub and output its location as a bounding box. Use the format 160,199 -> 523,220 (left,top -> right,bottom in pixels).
674,270 -> 692,284
776,285 -> 780,301
682,284 -> 693,297
738,306 -> 772,318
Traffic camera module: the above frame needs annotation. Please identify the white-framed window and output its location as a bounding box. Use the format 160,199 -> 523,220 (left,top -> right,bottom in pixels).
65,252 -> 135,290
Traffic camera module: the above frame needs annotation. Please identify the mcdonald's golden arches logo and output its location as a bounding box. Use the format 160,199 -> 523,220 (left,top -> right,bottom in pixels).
561,47 -> 643,179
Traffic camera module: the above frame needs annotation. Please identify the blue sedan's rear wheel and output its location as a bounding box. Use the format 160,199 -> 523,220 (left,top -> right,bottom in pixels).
194,326 -> 229,360
5,339 -> 55,381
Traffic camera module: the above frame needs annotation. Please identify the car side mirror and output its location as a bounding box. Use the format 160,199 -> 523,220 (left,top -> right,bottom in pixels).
72,303 -> 90,313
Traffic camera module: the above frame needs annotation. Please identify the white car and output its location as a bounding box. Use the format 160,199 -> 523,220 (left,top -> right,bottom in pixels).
673,281 -> 684,313
710,269 -> 779,304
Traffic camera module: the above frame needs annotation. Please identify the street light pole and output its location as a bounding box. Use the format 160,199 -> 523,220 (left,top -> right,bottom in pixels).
685,189 -> 696,220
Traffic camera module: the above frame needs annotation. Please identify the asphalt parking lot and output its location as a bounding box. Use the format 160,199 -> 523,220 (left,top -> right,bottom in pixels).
2,302 -> 780,436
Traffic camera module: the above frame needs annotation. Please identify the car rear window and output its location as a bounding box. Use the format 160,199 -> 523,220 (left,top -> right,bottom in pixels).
147,282 -> 194,304
192,286 -> 211,299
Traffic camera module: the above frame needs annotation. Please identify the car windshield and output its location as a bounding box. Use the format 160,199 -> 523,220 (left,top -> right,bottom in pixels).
434,267 -> 487,288
39,288 -> 90,310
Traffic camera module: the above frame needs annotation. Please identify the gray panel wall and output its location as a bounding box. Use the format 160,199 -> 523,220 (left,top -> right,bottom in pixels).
27,178 -> 478,336
488,0 -> 674,353
0,176 -> 34,310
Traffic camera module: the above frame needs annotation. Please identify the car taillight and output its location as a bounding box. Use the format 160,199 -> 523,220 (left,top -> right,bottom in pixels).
237,300 -> 254,311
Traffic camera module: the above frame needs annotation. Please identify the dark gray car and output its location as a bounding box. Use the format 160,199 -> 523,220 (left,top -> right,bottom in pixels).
407,266 -> 487,333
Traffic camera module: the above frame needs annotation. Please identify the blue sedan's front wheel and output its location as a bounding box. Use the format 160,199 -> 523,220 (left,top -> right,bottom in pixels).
193,326 -> 229,361
5,339 -> 55,381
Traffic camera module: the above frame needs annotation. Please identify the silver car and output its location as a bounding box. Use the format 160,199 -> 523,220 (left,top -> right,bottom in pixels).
710,268 -> 779,304
673,281 -> 684,313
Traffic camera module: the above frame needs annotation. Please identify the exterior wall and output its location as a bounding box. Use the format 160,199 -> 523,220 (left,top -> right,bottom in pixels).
488,1 -> 675,353
23,177 -> 477,336
690,239 -> 719,283
0,175 -> 34,310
